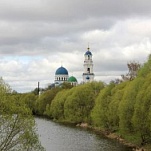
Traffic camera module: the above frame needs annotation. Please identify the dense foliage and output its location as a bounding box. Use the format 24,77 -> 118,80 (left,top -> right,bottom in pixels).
34,81 -> 104,124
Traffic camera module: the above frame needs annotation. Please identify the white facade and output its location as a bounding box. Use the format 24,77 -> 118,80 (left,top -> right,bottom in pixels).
82,47 -> 94,83
55,75 -> 69,86
55,74 -> 69,84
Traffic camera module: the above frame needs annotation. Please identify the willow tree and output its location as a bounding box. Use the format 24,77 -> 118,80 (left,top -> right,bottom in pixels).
138,54 -> 151,78
35,87 -> 60,115
132,74 -> 151,144
0,78 -> 45,151
64,82 -> 103,124
20,92 -> 38,114
118,78 -> 144,134
46,89 -> 72,120
91,82 -> 115,129
107,81 -> 129,131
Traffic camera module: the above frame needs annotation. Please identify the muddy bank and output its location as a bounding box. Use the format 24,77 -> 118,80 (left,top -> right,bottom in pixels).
76,123 -> 146,151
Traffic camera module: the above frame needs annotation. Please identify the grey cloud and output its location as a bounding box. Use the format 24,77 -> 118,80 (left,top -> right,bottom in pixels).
95,60 -> 128,73
0,0 -> 151,21
0,17 -> 115,56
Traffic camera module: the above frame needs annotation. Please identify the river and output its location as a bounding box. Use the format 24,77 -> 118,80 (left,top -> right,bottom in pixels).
35,117 -> 132,151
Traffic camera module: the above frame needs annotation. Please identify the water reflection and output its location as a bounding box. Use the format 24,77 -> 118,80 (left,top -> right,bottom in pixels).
35,117 -> 132,151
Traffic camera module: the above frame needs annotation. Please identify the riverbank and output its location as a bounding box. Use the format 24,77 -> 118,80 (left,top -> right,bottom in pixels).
76,122 -> 146,151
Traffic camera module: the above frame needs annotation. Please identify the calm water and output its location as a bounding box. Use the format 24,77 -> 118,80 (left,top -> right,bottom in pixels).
35,117 -> 132,151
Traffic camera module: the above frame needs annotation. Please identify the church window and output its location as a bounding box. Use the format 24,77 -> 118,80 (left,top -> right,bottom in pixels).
87,68 -> 90,73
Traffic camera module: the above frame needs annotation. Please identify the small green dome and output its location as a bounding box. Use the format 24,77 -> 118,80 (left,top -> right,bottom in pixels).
68,76 -> 77,82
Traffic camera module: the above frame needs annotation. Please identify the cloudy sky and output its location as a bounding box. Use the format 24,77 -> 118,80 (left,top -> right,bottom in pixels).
0,0 -> 151,92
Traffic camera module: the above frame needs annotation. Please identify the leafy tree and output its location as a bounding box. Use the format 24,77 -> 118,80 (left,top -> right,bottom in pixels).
132,74 -> 151,144
47,89 -> 72,120
35,87 -> 61,115
64,83 -> 101,124
91,82 -> 115,129
19,93 -> 38,114
138,54 -> 151,78
61,82 -> 73,89
107,82 -> 129,131
88,81 -> 105,97
0,77 -> 45,151
0,114 -> 44,151
119,78 -> 144,133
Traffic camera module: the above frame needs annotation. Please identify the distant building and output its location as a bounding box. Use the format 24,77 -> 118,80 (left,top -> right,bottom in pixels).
54,46 -> 94,86
82,47 -> 94,83
55,66 -> 69,86
54,65 -> 78,87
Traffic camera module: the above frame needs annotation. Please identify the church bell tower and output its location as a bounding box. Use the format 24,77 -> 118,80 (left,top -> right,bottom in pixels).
82,46 -> 94,83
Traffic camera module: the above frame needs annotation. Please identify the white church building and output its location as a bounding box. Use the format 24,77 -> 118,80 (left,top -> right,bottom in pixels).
54,46 -> 94,86
82,47 -> 94,83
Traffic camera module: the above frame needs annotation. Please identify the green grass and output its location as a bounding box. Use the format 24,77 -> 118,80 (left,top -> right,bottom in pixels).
116,131 -> 141,145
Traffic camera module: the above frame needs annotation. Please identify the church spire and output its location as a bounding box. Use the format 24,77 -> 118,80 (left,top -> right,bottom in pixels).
83,45 -> 94,83
87,42 -> 90,51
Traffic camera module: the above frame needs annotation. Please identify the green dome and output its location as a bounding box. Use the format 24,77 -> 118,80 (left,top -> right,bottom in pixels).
68,76 -> 77,82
